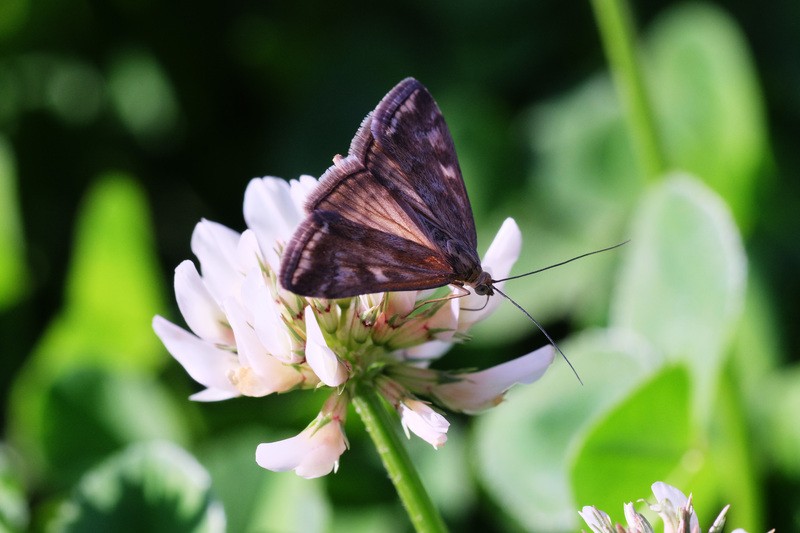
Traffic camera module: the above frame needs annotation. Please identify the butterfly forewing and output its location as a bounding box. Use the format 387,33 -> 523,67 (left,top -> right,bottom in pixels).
367,78 -> 478,252
280,78 -> 484,299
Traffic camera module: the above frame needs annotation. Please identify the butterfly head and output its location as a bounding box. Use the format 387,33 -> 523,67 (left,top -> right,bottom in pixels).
470,270 -> 494,296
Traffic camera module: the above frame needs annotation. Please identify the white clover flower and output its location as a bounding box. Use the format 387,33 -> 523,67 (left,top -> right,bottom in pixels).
580,482 -> 753,533
154,175 -> 555,476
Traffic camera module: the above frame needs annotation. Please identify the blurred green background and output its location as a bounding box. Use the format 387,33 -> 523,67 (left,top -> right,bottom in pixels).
1,0 -> 799,531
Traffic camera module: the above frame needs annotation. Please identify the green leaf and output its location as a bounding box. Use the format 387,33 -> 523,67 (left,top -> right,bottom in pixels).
473,329 -> 656,532
8,173 -> 170,479
40,368 -> 189,486
762,367 -> 800,477
0,136 -> 28,309
570,365 -> 691,521
0,444 -> 28,532
27,173 -> 167,373
199,427 -> 331,533
610,174 -> 746,420
646,3 -> 767,233
50,441 -> 224,533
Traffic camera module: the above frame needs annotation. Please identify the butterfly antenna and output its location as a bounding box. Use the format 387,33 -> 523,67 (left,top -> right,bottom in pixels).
492,286 -> 583,385
494,240 -> 630,283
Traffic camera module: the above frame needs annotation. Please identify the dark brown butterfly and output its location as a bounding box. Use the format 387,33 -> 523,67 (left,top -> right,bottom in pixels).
280,77 -> 494,300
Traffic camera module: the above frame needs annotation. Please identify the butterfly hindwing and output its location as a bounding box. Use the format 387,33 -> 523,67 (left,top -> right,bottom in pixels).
281,210 -> 454,298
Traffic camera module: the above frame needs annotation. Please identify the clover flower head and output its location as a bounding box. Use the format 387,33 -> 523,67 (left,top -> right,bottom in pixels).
154,175 -> 555,477
579,482 -> 753,533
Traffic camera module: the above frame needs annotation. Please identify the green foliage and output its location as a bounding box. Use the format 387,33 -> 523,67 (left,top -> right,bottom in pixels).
50,441 -> 224,533
0,137 -> 27,309
8,174 -> 178,483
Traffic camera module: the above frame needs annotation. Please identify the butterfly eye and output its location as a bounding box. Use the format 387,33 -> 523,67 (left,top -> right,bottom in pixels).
474,284 -> 493,296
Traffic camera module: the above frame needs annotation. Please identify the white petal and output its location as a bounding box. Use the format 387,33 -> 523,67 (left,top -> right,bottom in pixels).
236,229 -> 265,273
651,482 -> 689,508
256,419 -> 347,479
152,316 -> 239,397
174,260 -> 232,344
432,345 -> 555,414
304,307 -> 348,386
651,482 -> 699,533
458,218 -> 522,331
579,506 -> 615,533
289,175 -> 319,212
399,399 -> 449,449
190,220 -> 242,304
189,388 -> 240,402
482,217 -> 522,280
224,295 -> 303,395
243,177 -> 304,272
240,267 -> 297,363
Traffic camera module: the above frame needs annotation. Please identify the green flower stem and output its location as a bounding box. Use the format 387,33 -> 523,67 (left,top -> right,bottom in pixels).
591,0 -> 666,180
352,384 -> 448,533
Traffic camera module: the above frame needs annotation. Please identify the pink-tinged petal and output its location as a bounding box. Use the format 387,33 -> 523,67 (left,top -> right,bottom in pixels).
190,220 -> 242,304
224,295 -> 304,395
174,260 -> 232,345
458,218 -> 522,331
243,178 -> 304,271
579,506 -> 615,533
624,502 -> 654,533
385,290 -> 417,318
426,297 -> 459,342
432,345 -> 554,414
152,316 -> 240,398
304,307 -> 348,386
399,340 -> 453,362
256,418 -> 347,479
399,399 -> 449,449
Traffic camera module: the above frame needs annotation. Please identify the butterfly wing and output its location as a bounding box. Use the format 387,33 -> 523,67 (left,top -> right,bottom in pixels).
365,78 -> 478,253
280,78 -> 480,298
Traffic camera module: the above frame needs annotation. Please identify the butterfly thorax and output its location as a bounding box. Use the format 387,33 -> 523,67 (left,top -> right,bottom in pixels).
440,237 -> 493,296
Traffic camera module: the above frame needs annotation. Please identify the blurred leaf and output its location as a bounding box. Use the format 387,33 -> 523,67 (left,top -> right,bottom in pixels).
50,441 -> 225,533
108,49 -> 182,150
705,366 -> 762,532
763,367 -> 800,477
410,422 -> 475,521
473,328 -> 657,532
527,76 -> 642,235
329,504 -> 406,533
570,365 -> 691,520
36,173 -> 167,372
0,137 -> 28,309
0,445 -> 28,532
8,173 -> 169,478
647,2 -> 768,233
0,0 -> 28,40
199,427 -> 330,533
610,174 -> 746,420
40,368 -> 189,486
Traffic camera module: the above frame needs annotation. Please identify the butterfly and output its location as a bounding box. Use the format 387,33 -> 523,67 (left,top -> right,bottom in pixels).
280,77 -> 495,300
